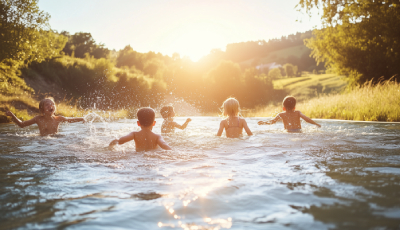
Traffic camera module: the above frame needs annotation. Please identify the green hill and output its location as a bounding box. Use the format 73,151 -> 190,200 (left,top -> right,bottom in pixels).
273,73 -> 348,101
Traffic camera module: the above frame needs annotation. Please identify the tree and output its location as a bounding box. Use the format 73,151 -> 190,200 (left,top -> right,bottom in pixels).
62,32 -> 109,59
0,0 -> 67,97
268,68 -> 282,80
298,0 -> 400,84
284,63 -> 295,77
0,0 -> 66,66
204,60 -> 243,104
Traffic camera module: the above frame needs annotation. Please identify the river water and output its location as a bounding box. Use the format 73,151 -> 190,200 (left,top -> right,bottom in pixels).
1,117 -> 400,229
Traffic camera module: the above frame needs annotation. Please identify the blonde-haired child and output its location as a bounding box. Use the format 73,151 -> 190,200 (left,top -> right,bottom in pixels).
217,98 -> 253,138
6,97 -> 85,136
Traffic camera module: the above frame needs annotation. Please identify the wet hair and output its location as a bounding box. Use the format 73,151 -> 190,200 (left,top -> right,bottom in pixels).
137,107 -> 155,127
160,105 -> 174,119
39,97 -> 56,115
222,97 -> 241,117
283,96 -> 296,111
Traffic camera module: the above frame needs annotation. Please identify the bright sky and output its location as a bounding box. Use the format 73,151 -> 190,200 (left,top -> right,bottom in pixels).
38,0 -> 321,61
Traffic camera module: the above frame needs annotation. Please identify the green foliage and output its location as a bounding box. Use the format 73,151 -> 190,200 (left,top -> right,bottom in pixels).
298,0 -> 400,84
203,61 -> 274,108
0,65 -> 34,95
268,68 -> 282,80
0,0 -> 67,67
204,60 -> 243,104
283,63 -> 296,77
61,31 -> 109,59
25,55 -> 167,109
0,0 -> 67,103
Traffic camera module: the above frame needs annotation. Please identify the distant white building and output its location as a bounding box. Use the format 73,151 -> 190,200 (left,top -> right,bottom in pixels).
256,62 -> 281,72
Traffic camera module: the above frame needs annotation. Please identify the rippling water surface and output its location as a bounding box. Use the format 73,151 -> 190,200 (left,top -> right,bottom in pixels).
1,117 -> 400,229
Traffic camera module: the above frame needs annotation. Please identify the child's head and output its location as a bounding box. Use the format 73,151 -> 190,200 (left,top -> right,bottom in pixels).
160,105 -> 174,119
282,96 -> 296,111
222,97 -> 241,117
39,97 -> 56,115
137,107 -> 155,127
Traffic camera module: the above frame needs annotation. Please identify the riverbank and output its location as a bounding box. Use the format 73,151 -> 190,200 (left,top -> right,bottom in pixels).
247,79 -> 400,122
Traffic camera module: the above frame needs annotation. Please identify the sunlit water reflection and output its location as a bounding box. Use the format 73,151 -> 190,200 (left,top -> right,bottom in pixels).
1,117 -> 400,229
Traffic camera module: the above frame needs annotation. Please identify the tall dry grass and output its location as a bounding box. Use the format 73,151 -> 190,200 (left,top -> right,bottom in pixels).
247,79 -> 400,122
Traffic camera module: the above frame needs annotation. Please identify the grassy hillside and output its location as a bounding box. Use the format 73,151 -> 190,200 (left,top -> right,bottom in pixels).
248,79 -> 400,122
272,73 -> 348,101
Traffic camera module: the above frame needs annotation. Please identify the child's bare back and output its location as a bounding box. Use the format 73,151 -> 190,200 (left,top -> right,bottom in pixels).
217,98 -> 253,138
110,129 -> 170,152
109,107 -> 171,151
218,116 -> 252,138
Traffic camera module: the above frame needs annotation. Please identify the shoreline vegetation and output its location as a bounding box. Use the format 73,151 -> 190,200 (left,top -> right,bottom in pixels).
2,78 -> 399,123
246,79 -> 400,122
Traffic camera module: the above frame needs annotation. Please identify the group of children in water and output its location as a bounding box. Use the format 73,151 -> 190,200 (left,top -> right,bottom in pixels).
6,96 -> 321,151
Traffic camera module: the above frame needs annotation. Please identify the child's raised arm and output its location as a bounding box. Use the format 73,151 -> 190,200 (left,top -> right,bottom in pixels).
174,118 -> 192,130
58,116 -> 85,123
6,111 -> 37,128
299,112 -> 321,128
258,114 -> 280,125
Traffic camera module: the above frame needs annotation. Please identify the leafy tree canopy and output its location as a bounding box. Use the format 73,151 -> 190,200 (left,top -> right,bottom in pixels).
61,31 -> 109,59
0,0 -> 66,67
298,0 -> 400,84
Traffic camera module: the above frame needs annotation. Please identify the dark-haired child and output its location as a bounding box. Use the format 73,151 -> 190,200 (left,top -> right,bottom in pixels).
160,105 -> 191,134
109,107 -> 171,151
6,97 -> 84,136
258,96 -> 321,132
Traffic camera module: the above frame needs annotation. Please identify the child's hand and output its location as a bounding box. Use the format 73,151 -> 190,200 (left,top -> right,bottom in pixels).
316,124 -> 321,128
109,139 -> 119,147
258,121 -> 265,125
6,111 -> 13,116
186,118 -> 192,122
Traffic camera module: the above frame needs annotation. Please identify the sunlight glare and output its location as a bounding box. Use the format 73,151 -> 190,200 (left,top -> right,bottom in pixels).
159,20 -> 237,62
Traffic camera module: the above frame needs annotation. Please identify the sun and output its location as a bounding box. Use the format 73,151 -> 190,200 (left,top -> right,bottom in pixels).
157,20 -> 238,62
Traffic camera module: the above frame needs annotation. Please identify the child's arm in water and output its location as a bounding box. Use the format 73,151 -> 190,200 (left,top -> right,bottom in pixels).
58,116 -> 85,123
257,114 -> 280,125
6,111 -> 38,128
299,112 -> 321,128
109,132 -> 135,147
243,119 -> 253,136
157,134 -> 172,150
174,118 -> 192,130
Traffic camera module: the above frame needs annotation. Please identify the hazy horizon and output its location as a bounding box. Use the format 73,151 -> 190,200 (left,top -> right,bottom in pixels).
39,0 -> 321,61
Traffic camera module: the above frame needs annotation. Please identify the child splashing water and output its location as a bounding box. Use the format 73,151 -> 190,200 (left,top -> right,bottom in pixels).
258,96 -> 321,132
217,98 -> 253,138
160,105 -> 192,134
6,97 -> 85,136
109,107 -> 171,151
